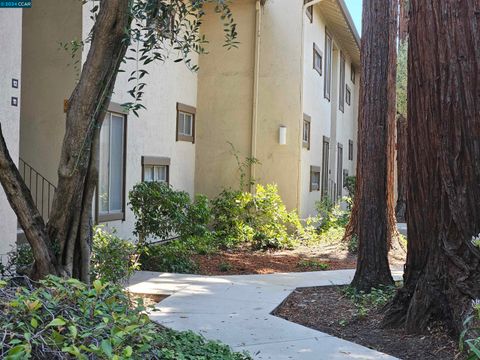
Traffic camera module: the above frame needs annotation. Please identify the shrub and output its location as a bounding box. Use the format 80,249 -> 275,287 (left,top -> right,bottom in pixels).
90,227 -> 140,284
140,239 -> 199,274
461,304 -> 480,359
0,276 -> 250,360
129,182 -> 211,242
211,184 -> 300,250
344,176 -> 357,199
316,197 -> 350,232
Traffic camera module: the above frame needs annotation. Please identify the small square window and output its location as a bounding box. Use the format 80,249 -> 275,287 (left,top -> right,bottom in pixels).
310,166 -> 321,192
346,85 -> 351,106
176,103 -> 196,143
142,156 -> 170,184
11,97 -> 18,107
313,43 -> 322,76
303,114 -> 311,150
12,79 -> 19,88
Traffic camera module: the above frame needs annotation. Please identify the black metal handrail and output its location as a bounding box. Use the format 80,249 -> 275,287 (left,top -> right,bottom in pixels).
19,158 -> 56,222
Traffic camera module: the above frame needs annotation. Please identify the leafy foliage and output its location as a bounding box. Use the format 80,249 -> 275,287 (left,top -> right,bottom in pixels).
460,304 -> 480,359
316,197 -> 350,232
344,176 -> 357,199
129,182 -> 211,242
397,40 -> 408,118
342,285 -> 397,319
210,184 -> 301,250
0,277 -> 250,359
90,228 -> 140,285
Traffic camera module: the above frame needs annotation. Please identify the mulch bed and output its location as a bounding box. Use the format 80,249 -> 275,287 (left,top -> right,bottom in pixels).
193,246 -> 357,275
273,286 -> 464,360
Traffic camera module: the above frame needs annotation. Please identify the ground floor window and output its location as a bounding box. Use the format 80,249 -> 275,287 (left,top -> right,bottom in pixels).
142,156 -> 170,184
310,166 -> 321,192
98,111 -> 127,222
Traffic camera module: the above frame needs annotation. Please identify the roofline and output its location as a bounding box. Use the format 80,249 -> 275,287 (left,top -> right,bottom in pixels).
336,0 -> 361,49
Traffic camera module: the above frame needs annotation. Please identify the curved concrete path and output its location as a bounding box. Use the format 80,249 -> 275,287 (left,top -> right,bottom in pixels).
128,270 -> 403,359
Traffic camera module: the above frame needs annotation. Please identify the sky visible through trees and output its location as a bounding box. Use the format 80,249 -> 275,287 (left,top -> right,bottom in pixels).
345,0 -> 362,33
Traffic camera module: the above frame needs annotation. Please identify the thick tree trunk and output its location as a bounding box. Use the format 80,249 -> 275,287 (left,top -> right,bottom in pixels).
395,0 -> 409,222
384,0 -> 480,335
0,0 -> 131,282
348,0 -> 398,292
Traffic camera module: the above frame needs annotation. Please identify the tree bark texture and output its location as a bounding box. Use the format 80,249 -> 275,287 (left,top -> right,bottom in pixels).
395,0 -> 409,222
348,0 -> 398,292
384,0 -> 480,335
0,0 -> 131,281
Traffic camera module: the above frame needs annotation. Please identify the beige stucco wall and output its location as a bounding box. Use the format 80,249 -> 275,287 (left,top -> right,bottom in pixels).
300,5 -> 359,217
20,0 -> 82,186
195,0 -> 304,212
0,9 -> 22,259
195,0 -> 256,197
81,4 -> 198,240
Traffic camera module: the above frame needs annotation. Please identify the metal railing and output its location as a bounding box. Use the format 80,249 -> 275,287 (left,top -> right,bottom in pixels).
19,158 -> 56,222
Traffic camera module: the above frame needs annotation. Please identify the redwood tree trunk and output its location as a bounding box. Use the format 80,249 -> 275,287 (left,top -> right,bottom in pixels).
348,0 -> 398,292
395,0 -> 409,222
0,0 -> 131,282
384,0 -> 480,335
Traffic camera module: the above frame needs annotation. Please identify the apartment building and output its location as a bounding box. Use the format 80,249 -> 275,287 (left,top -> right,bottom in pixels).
0,0 -> 360,256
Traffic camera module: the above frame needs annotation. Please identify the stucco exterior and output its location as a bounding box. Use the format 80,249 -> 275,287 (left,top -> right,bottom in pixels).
0,9 -> 22,260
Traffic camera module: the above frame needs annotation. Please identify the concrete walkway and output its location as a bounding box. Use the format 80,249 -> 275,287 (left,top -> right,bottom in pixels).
128,269 -> 403,360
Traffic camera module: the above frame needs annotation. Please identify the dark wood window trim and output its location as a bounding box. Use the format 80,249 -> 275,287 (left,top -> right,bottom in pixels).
141,156 -> 170,183
339,52 -> 345,113
96,104 -> 128,224
324,29 -> 333,101
313,43 -> 322,76
176,102 -> 196,143
348,139 -> 354,160
310,165 -> 321,192
304,0 -> 313,23
351,64 -> 356,84
346,84 -> 351,106
303,113 -> 311,150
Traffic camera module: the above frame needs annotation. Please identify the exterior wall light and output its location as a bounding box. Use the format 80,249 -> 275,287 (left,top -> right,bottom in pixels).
279,126 -> 287,145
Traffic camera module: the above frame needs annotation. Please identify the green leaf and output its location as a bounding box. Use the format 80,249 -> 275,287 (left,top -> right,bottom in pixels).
30,318 -> 38,329
68,325 -> 78,338
123,346 -> 133,357
93,280 -> 103,294
47,318 -> 66,327
100,339 -> 113,358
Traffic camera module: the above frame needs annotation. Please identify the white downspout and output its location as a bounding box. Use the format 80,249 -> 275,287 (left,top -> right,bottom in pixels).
250,0 -> 262,192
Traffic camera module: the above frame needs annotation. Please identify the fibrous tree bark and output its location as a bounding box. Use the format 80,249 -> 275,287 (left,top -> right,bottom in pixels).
346,0 -> 398,292
395,0 -> 409,222
384,0 -> 480,335
0,0 -> 131,282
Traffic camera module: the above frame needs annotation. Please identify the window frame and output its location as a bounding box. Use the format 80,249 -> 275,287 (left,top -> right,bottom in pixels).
351,64 -> 356,84
310,166 -> 321,192
313,43 -> 323,76
339,52 -> 345,113
305,0 -> 313,23
303,113 -> 311,150
96,106 -> 128,223
348,140 -> 354,161
176,102 -> 196,143
141,156 -> 170,184
337,143 -> 343,197
346,84 -> 351,106
324,29 -> 333,101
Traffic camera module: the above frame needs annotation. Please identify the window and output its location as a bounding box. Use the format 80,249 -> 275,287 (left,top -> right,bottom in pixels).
176,103 -> 196,142
305,0 -> 313,22
142,156 -> 170,183
348,140 -> 354,160
343,169 -> 349,188
98,110 -> 127,222
313,43 -> 322,75
322,136 -> 330,196
337,144 -> 343,197
346,85 -> 351,105
324,30 -> 333,101
310,166 -> 321,192
351,64 -> 356,83
303,114 -> 311,150
339,52 -> 345,112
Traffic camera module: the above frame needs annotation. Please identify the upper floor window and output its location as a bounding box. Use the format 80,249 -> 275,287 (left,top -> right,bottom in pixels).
176,103 -> 196,143
324,30 -> 333,101
351,64 -> 356,83
313,43 -> 322,76
348,140 -> 354,160
339,52 -> 345,112
142,156 -> 170,183
346,85 -> 351,106
303,114 -> 311,150
98,110 -> 127,222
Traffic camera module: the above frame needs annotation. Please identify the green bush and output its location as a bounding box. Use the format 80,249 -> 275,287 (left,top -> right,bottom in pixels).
90,227 -> 140,284
0,276 -> 250,360
129,182 -> 211,242
140,239 -> 200,274
316,197 -> 350,232
461,304 -> 480,359
344,176 -> 357,199
211,184 -> 300,250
